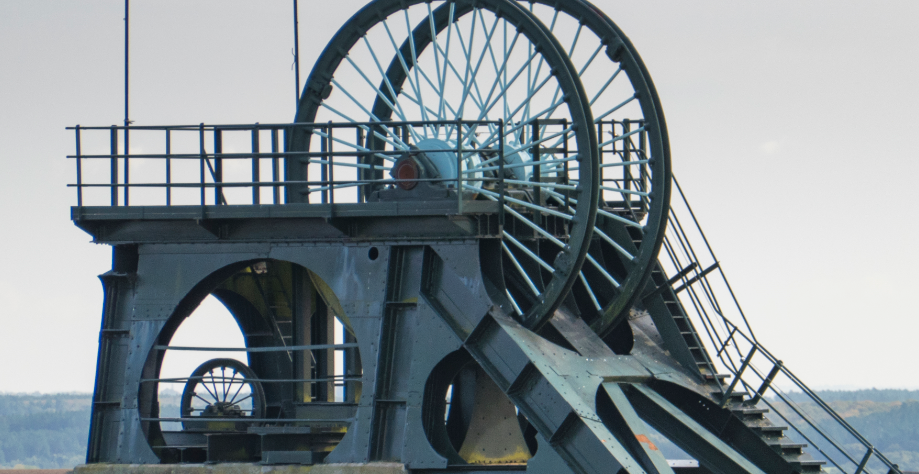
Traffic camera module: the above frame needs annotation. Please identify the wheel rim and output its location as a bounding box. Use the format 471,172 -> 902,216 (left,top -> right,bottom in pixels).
293,0 -> 600,327
180,358 -> 265,431
516,0 -> 673,336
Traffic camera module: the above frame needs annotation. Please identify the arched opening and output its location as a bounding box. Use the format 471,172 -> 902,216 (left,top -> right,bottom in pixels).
156,295 -> 250,436
423,350 -> 536,466
142,259 -> 362,464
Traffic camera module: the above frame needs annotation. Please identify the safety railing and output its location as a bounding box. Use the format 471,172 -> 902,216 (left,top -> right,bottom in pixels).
657,176 -> 903,474
67,120 -> 508,213
67,119 -> 651,220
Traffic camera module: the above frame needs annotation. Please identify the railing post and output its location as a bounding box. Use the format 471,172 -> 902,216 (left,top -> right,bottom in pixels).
716,327 -> 738,358
165,129 -> 172,206
283,126 -> 290,203
110,125 -> 119,206
214,128 -> 223,205
853,447 -> 873,474
252,125 -> 260,205
562,118 -> 570,213
622,118 -> 631,212
639,121 -> 648,215
498,120 -> 505,228
272,128 -> 281,205
320,124 -> 328,204
747,360 -> 783,407
124,125 -> 130,206
456,119 -> 463,215
531,120 -> 541,223
75,125 -> 83,207
356,126 -> 365,203
720,345 -> 757,407
328,122 -> 334,206
199,123 -> 206,206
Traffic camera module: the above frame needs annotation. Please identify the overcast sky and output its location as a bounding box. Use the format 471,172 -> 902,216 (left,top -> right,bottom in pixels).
0,1 -> 917,393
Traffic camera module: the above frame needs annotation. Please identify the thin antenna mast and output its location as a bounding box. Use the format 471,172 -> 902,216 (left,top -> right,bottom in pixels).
293,0 -> 301,107
124,0 -> 130,205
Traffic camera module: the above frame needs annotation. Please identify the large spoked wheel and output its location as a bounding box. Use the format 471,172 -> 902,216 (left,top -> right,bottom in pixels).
292,0 -> 600,328
180,358 -> 266,431
515,0 -> 672,337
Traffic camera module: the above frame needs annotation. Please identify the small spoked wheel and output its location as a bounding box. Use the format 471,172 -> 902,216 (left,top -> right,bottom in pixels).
180,358 -> 266,431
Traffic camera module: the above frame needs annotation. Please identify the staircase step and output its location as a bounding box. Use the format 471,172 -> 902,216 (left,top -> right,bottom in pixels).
749,425 -> 789,435
730,406 -> 768,417
787,458 -> 827,471
703,373 -> 730,380
714,390 -> 750,399
769,441 -> 808,454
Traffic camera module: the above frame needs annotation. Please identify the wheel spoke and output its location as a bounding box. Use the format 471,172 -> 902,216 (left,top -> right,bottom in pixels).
590,65 -> 623,107
193,393 -> 212,407
505,289 -> 523,315
405,9 -> 429,137
383,18 -> 431,137
502,242 -> 540,296
228,369 -> 245,405
585,252 -> 620,288
220,367 -> 227,402
502,230 -> 554,273
359,37 -> 423,143
579,271 -> 602,311
594,94 -> 638,123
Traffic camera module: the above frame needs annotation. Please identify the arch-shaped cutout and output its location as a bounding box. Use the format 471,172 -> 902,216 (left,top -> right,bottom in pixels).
141,259 -> 362,464
422,349 -> 536,465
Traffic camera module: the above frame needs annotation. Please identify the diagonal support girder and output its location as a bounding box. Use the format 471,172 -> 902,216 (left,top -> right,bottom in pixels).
617,383 -> 767,474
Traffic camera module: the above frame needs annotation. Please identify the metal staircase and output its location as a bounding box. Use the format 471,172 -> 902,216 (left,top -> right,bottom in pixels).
642,176 -> 902,474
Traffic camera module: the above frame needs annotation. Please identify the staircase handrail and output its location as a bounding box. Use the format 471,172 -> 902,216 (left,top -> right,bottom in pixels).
660,174 -> 903,474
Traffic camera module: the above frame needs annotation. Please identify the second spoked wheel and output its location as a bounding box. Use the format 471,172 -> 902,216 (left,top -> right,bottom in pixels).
180,358 -> 266,432
292,0 -> 600,327
515,0 -> 672,338
292,0 -> 671,333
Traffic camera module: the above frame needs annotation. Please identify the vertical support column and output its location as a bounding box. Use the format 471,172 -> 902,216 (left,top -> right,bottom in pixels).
311,297 -> 334,402
87,245 -> 138,463
344,330 -> 360,403
292,265 -> 314,402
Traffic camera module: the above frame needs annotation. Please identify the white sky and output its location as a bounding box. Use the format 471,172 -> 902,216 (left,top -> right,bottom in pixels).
0,1 -> 917,393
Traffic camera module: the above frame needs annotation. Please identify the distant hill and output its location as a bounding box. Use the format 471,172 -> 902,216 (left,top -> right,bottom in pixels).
0,390 -> 916,470
785,389 -> 919,404
0,392 -> 179,469
0,393 -> 90,469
